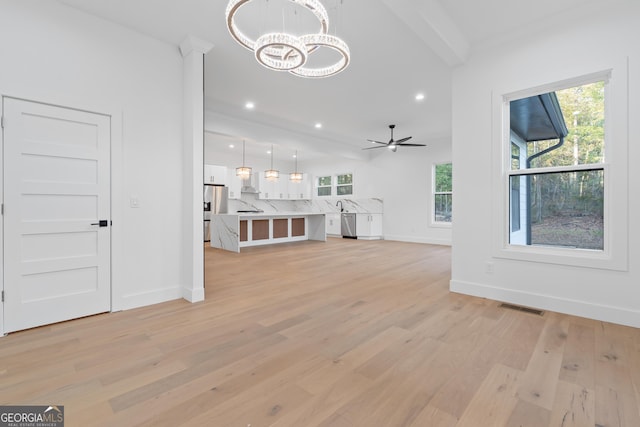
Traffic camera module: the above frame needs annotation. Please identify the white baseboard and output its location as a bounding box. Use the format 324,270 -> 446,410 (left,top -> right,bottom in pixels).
182,286 -> 205,303
384,235 -> 452,246
450,279 -> 640,328
119,286 -> 183,311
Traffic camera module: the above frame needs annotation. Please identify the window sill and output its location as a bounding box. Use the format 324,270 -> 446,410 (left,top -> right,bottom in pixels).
495,244 -> 627,272
431,221 -> 452,229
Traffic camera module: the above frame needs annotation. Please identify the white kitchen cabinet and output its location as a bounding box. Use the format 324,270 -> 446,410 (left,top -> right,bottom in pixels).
226,169 -> 243,199
204,164 -> 227,185
287,173 -> 312,200
257,174 -> 283,199
356,213 -> 383,240
257,173 -> 311,200
325,213 -> 341,236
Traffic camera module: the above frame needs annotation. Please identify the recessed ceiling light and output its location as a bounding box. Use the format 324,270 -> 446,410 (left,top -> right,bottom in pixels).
415,93 -> 426,101
245,101 -> 255,109
267,150 -> 272,154
315,123 -> 322,129
229,144 -> 235,148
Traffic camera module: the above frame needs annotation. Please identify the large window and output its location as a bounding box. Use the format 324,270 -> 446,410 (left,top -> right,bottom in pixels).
508,80 -> 605,250
433,163 -> 452,223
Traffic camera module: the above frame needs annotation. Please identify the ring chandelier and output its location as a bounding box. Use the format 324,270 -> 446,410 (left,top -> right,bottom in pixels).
225,0 -> 350,78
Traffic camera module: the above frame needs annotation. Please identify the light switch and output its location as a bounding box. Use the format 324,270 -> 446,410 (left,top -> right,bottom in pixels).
130,196 -> 140,208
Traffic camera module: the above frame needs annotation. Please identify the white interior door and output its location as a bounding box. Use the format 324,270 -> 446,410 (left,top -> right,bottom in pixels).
3,98 -> 111,333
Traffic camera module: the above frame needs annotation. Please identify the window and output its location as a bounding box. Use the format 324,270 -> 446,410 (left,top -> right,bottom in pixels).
315,173 -> 354,197
494,64 -> 628,271
336,173 -> 353,196
317,176 -> 332,197
433,163 -> 452,223
508,81 -> 605,251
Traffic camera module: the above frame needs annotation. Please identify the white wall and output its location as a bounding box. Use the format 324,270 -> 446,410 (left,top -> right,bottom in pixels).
0,1 -> 186,312
450,2 -> 640,326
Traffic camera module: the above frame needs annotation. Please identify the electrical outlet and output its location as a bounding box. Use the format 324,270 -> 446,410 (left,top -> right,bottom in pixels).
485,261 -> 494,274
130,197 -> 140,208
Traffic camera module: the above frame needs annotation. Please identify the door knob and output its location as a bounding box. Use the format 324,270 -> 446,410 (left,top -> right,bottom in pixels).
91,220 -> 109,227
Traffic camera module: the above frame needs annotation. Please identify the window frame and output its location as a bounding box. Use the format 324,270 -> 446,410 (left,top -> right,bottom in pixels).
336,173 -> 353,197
316,175 -> 332,197
314,173 -> 354,198
432,162 -> 453,227
491,67 -> 628,271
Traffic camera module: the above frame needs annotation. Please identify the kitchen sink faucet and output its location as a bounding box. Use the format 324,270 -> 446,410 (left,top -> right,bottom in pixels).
336,200 -> 344,212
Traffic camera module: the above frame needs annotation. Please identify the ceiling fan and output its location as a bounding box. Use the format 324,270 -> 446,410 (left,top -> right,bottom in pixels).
363,124 -> 426,152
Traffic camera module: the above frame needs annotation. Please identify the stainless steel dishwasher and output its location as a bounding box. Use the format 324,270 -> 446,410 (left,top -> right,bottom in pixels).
341,213 -> 357,238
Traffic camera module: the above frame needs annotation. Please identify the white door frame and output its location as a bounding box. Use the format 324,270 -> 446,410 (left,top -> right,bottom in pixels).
1,95 -> 123,336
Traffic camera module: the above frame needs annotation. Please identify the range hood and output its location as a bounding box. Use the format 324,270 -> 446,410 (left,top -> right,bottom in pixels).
240,174 -> 258,193
241,185 -> 259,194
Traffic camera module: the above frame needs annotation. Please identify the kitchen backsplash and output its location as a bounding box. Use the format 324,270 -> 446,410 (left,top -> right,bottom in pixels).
229,194 -> 383,214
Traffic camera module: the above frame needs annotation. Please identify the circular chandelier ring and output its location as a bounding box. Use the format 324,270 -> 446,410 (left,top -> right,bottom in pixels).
255,33 -> 308,71
288,34 -> 351,78
226,0 -> 329,58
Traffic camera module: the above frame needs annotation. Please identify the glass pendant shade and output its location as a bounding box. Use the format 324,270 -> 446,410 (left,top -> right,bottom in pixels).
265,169 -> 280,181
265,145 -> 279,181
236,166 -> 252,179
236,140 -> 252,180
290,150 -> 303,182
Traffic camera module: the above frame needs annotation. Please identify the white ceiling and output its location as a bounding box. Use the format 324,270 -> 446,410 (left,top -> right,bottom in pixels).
56,0 -> 604,161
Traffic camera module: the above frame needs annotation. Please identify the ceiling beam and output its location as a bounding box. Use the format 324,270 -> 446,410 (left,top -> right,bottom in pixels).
381,0 -> 470,66
204,107 -> 368,162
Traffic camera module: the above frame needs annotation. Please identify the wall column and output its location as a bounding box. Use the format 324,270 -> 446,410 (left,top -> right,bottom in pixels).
180,36 -> 213,302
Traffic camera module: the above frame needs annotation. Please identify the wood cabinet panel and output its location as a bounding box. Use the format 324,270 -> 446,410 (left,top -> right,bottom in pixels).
252,219 -> 270,240
239,220 -> 248,242
291,218 -> 305,237
273,219 -> 289,238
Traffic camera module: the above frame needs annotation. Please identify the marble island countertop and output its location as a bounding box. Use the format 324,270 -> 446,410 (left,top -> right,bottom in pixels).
218,211 -> 326,218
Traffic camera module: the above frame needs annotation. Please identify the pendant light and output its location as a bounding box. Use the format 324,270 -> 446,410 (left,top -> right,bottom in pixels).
265,145 -> 279,181
290,150 -> 303,182
236,140 -> 252,180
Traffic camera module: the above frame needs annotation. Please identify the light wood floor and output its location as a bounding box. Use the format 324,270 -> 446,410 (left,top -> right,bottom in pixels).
1,238 -> 639,426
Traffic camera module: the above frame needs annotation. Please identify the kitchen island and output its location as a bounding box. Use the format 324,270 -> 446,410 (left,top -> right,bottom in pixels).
210,212 -> 326,252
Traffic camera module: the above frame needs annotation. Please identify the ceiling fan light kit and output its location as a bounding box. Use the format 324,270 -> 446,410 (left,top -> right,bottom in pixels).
225,0 -> 350,78
364,124 -> 427,152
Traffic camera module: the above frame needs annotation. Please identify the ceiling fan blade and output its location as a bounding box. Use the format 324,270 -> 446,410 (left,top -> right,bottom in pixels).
397,143 -> 426,147
366,139 -> 388,145
362,145 -> 388,150
394,136 -> 412,143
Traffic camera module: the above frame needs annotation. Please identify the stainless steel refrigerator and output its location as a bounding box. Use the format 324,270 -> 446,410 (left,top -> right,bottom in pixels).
204,184 -> 228,242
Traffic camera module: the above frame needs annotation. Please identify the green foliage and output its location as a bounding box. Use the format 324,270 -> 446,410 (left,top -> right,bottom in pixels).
318,176 -> 332,186
435,163 -> 452,192
337,173 -> 352,185
529,81 -> 605,168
